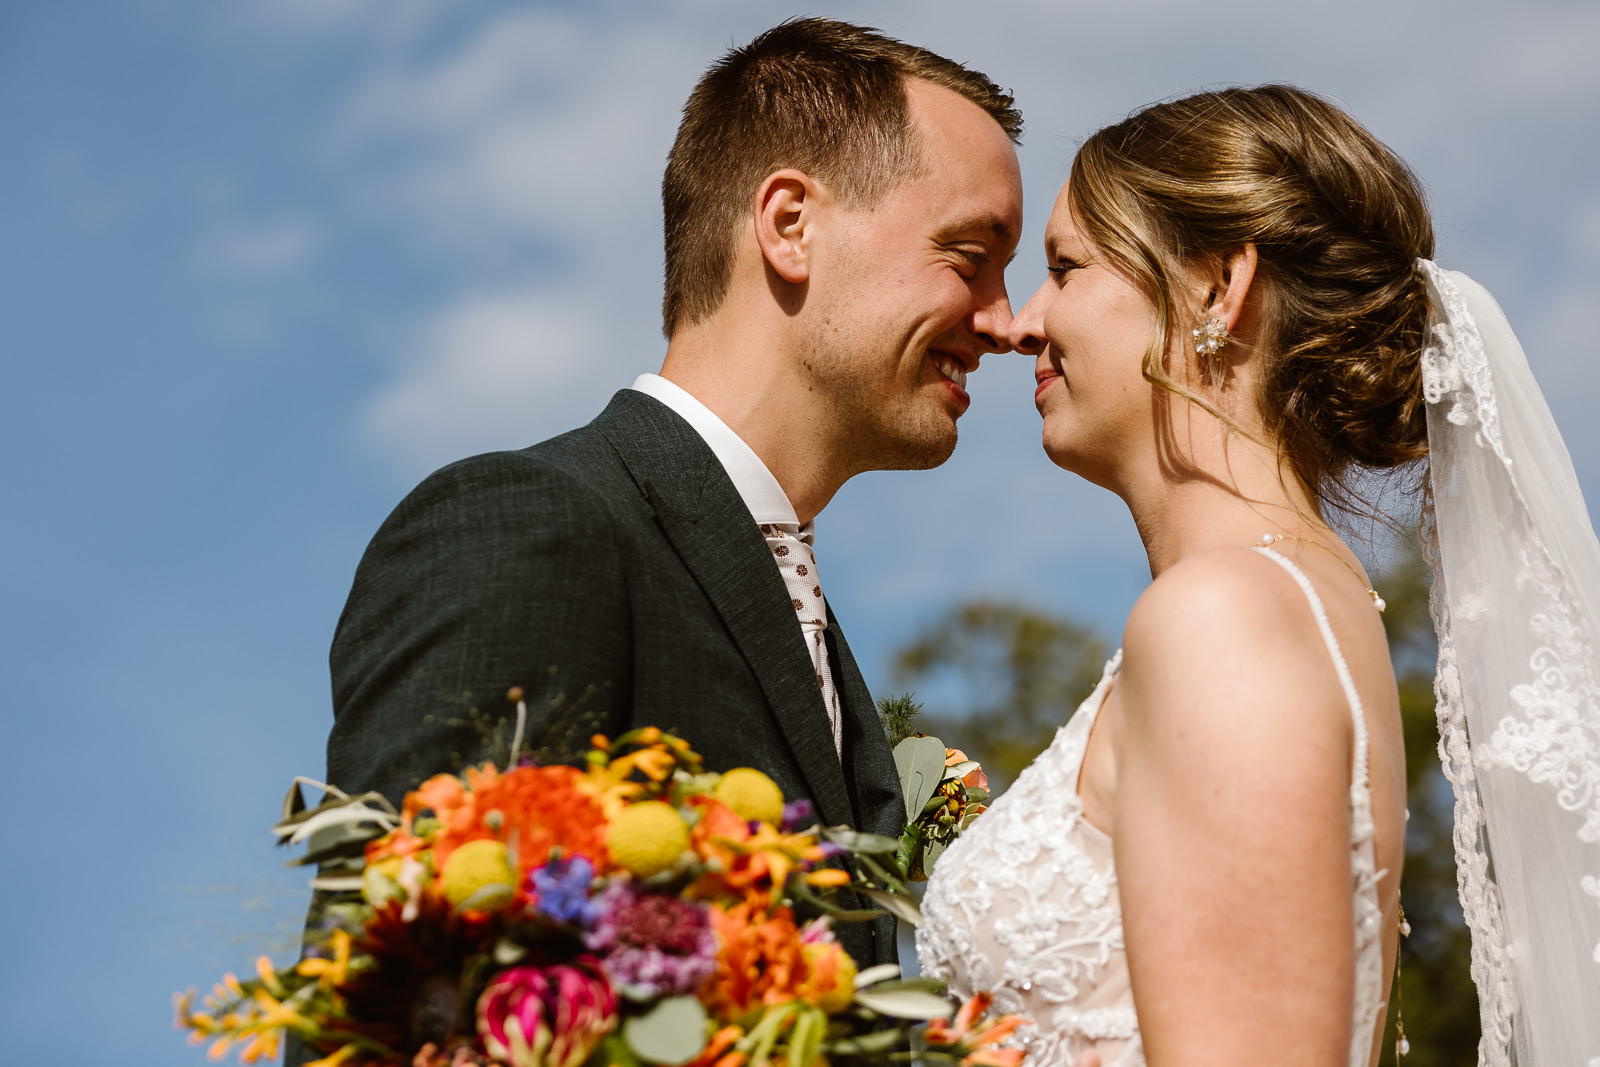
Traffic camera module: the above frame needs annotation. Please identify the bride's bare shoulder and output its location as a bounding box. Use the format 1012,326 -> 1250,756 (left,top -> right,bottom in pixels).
1118,547 -> 1351,744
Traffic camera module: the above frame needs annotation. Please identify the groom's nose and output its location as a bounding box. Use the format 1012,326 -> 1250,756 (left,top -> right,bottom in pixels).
970,282 -> 1015,355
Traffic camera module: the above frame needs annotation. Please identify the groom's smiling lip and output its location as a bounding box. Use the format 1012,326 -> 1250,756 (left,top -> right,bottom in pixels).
930,348 -> 975,410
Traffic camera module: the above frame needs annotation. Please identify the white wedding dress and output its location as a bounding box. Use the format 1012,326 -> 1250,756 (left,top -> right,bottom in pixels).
917,548 -> 1388,1067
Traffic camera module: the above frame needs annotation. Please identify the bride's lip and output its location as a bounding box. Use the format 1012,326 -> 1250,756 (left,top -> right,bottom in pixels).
1034,367 -> 1062,401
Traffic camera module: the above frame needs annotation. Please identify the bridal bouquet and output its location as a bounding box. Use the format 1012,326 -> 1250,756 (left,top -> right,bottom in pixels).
174,697 -> 1021,1067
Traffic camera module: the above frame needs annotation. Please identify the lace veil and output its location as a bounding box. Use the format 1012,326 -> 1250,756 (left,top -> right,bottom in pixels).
1419,262 -> 1600,1066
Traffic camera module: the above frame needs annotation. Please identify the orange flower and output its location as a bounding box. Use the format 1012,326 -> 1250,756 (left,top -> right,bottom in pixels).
432,764 -> 611,878
687,796 -> 828,898
702,898 -> 807,1016
683,1025 -> 744,1067
926,991 -> 1028,1067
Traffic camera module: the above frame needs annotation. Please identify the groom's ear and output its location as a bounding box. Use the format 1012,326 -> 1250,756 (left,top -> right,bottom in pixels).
753,169 -> 819,285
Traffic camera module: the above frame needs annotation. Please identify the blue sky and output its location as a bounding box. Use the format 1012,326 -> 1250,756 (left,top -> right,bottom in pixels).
3,1 -> 1598,1063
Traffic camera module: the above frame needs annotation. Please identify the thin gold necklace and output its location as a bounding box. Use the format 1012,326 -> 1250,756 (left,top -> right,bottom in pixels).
1255,532 -> 1386,612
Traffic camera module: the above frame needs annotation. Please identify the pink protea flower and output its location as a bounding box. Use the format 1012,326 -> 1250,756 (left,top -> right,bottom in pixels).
476,958 -> 617,1067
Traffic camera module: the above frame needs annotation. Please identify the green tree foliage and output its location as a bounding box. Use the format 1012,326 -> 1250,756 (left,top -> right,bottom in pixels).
890,601 -> 1107,789
888,547 -> 1479,1063
1375,546 -> 1480,1067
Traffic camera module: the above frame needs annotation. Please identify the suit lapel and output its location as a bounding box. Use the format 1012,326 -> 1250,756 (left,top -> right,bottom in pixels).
594,392 -> 856,829
826,613 -> 904,838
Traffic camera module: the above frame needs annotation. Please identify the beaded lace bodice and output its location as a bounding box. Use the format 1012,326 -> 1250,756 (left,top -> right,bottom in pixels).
917,548 -> 1387,1067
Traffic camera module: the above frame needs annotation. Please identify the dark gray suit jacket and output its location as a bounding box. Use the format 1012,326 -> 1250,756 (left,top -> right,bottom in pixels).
325,388 -> 904,968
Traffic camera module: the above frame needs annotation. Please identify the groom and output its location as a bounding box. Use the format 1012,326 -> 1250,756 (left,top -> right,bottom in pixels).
323,17 -> 1022,972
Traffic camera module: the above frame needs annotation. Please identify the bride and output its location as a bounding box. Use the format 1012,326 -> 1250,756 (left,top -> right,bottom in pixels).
919,85 -> 1600,1067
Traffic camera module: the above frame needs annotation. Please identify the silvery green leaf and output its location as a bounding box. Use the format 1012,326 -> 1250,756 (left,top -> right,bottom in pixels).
922,837 -> 948,878
787,1006 -> 825,1067
893,736 -> 947,823
850,988 -> 955,1020
493,938 -> 528,966
291,822 -> 385,867
309,875 -> 365,892
824,1029 -> 906,1055
820,827 -> 901,854
865,976 -> 947,994
860,888 -> 922,926
622,996 -> 708,1065
285,804 -> 398,846
853,963 -> 902,989
362,866 -> 402,905
282,779 -> 308,823
943,760 -> 980,781
458,883 -> 514,912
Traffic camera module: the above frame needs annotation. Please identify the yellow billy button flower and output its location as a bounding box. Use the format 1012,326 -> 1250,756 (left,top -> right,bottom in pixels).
606,800 -> 689,877
713,768 -> 785,826
440,839 -> 516,908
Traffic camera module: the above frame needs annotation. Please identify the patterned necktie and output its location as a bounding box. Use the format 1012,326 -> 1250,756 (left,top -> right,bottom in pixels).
760,523 -> 843,760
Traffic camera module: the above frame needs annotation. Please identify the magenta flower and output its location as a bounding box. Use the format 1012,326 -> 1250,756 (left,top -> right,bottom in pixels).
476,958 -> 617,1067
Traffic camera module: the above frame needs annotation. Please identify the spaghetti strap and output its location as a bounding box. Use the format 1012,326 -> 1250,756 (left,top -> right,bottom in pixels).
1251,545 -> 1371,789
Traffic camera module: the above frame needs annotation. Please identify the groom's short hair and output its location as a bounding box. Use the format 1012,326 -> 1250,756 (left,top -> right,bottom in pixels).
661,18 -> 1021,337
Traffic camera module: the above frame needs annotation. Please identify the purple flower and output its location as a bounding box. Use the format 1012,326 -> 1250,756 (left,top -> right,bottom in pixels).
781,799 -> 816,832
816,839 -> 849,861
529,856 -> 599,928
476,958 -> 617,1067
584,882 -> 717,999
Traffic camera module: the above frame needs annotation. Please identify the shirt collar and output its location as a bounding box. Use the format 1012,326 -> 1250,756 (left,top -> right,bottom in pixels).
629,373 -> 801,528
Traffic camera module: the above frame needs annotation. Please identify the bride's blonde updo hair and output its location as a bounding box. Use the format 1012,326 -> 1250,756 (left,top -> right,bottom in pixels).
1070,84 -> 1434,518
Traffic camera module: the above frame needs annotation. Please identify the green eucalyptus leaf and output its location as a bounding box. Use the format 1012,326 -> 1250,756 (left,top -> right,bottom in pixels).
850,988 -> 954,1020
819,827 -> 901,854
893,736 -> 947,824
622,996 -> 708,1066
292,822 -> 386,866
786,1007 -> 825,1067
823,1028 -> 907,1055
309,874 -> 365,892
598,1033 -> 644,1067
852,963 -> 902,989
858,976 -> 947,994
921,837 -> 949,879
283,779 -> 308,823
493,938 -> 528,966
860,888 -> 922,926
893,823 -> 920,883
458,883 -> 514,912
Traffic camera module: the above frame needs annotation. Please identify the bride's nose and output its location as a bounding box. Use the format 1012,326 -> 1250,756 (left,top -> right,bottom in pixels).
1009,280 -> 1050,356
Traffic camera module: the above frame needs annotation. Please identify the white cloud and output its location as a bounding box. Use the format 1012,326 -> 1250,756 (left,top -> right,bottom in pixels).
362,284 -> 634,479
332,7 -> 691,252
333,0 -> 1600,584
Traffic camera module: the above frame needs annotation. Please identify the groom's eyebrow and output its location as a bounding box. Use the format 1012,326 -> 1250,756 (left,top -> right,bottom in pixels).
940,212 -> 1017,244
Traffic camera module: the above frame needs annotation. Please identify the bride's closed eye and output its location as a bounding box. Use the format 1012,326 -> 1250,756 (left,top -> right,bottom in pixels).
1047,257 -> 1083,280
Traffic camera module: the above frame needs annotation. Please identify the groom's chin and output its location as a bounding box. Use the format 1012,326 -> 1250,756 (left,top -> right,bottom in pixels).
874,425 -> 960,473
